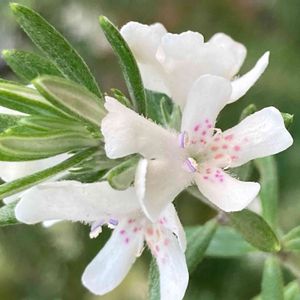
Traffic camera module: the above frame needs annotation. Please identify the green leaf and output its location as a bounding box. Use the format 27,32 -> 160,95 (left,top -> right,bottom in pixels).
185,219 -> 218,273
281,112 -> 294,129
262,256 -> 284,300
282,226 -> 300,252
206,226 -> 256,257
0,126 -> 99,161
2,50 -> 62,82
104,156 -> 139,190
0,202 -> 19,226
0,82 -> 68,117
0,114 -> 23,133
145,90 -> 173,126
33,76 -> 105,128
284,281 -> 300,300
10,3 -> 102,98
255,156 -> 278,229
99,16 -> 146,114
18,116 -> 93,134
239,104 -> 257,121
0,147 -> 98,199
148,260 -> 160,300
111,88 -> 132,108
229,209 -> 281,252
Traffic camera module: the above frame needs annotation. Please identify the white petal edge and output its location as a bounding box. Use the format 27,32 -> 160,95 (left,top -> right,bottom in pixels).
161,204 -> 187,251
229,51 -> 270,103
224,107 -> 293,168
155,229 -> 188,300
209,32 -> 247,77
82,220 -> 144,295
101,96 -> 179,159
195,168 -> 260,212
181,75 -> 232,138
135,158 -> 192,222
16,181 -> 139,224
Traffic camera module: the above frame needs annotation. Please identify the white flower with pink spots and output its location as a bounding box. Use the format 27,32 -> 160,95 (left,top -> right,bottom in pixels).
121,21 -> 269,108
15,181 -> 188,300
102,74 -> 293,221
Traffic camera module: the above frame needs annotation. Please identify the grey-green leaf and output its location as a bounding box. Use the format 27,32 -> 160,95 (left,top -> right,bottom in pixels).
104,156 -> 139,190
0,82 -> 68,117
99,16 -> 146,114
2,49 -> 62,82
262,256 -> 284,300
0,147 -> 98,199
0,114 -> 23,133
229,209 -> 281,252
284,281 -> 300,300
148,260 -> 160,300
282,226 -> 300,252
33,76 -> 105,128
0,202 -> 19,226
255,156 -> 278,229
0,126 -> 99,161
11,3 -> 102,98
185,219 -> 218,273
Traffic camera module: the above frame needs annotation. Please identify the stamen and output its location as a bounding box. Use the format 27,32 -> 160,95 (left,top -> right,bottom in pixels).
108,218 -> 119,229
178,131 -> 188,148
89,219 -> 104,239
184,157 -> 198,173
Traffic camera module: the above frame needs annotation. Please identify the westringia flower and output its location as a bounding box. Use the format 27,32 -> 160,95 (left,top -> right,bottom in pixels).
15,181 -> 188,299
102,75 -> 293,221
121,21 -> 269,108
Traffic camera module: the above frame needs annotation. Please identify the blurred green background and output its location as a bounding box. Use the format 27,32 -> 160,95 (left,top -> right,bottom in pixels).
0,0 -> 299,299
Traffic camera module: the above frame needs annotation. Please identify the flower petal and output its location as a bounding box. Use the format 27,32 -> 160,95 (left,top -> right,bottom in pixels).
16,181 -> 140,224
222,107 -> 293,168
147,228 -> 188,300
101,96 -> 179,159
82,219 -> 144,295
160,204 -> 187,251
181,75 -> 232,145
209,33 -> 247,77
135,159 -> 192,222
195,167 -> 260,212
121,21 -> 167,64
230,51 -> 269,103
121,21 -> 170,95
0,153 -> 69,182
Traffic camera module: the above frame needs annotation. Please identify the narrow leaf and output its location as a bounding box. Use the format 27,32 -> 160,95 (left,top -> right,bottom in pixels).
262,256 -> 284,300
0,202 -> 19,226
284,281 -> 300,300
99,16 -> 146,114
281,112 -> 294,129
239,104 -> 257,121
148,260 -> 160,300
229,209 -> 281,252
0,127 -> 99,161
104,156 -> 139,190
2,49 -> 62,82
0,114 -> 23,133
11,3 -> 102,98
0,82 -> 68,117
206,226 -> 255,257
33,76 -> 105,127
0,147 -> 98,199
255,156 -> 278,229
282,226 -> 300,252
185,219 -> 218,273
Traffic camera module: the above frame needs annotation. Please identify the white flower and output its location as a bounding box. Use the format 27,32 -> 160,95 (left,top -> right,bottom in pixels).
15,181 -> 188,299
121,21 -> 269,108
102,75 -> 293,221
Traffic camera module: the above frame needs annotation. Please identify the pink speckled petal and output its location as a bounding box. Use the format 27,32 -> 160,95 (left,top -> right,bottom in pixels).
195,167 -> 260,212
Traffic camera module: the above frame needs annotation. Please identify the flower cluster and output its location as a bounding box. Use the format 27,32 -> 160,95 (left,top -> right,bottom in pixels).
2,16 -> 293,300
